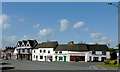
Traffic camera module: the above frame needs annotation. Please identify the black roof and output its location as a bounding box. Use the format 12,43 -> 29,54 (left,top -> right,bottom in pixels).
23,40 -> 27,46
34,41 -> 58,49
86,44 -> 109,51
55,44 -> 109,51
17,40 -> 38,47
55,44 -> 88,51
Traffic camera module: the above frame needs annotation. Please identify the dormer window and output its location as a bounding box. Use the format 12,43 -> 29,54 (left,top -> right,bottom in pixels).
27,44 -> 29,46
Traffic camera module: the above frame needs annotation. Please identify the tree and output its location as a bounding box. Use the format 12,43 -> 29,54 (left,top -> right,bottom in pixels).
109,48 -> 115,52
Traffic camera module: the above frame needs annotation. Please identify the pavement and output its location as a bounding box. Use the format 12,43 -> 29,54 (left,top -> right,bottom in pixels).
1,59 -> 119,70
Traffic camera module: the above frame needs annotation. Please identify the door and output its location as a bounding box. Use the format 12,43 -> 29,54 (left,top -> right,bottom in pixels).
36,55 -> 38,61
64,56 -> 66,62
55,56 -> 57,61
44,56 -> 46,61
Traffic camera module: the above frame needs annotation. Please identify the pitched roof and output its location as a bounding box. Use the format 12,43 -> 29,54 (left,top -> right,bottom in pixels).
34,41 -> 58,49
54,44 -> 88,51
17,40 -> 38,47
86,44 -> 109,51
17,41 -> 22,46
23,40 -> 27,46
28,40 -> 38,47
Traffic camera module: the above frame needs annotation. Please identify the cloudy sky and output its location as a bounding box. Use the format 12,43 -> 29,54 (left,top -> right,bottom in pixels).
1,2 -> 118,49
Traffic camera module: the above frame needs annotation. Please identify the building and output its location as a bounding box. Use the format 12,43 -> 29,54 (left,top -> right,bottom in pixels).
2,47 -> 15,59
32,41 -> 58,61
86,44 -> 110,62
53,41 -> 110,62
53,41 -> 88,62
14,40 -> 38,60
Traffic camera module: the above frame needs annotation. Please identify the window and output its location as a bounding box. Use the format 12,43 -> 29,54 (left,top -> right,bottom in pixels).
40,56 -> 43,59
34,55 -> 35,58
18,44 -> 19,47
92,51 -> 95,54
27,44 -> 29,46
55,51 -> 58,54
59,51 -> 62,54
55,56 -> 57,59
40,50 -> 42,53
34,50 -> 35,53
59,57 -> 63,60
28,49 -> 30,53
48,50 -> 50,53
102,51 -> 106,55
23,49 -> 25,52
43,50 -> 46,53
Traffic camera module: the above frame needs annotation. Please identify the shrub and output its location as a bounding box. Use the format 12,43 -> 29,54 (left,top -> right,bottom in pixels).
110,60 -> 116,65
104,60 -> 110,64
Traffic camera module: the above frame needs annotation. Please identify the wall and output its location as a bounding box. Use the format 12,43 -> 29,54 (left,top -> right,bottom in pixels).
32,48 -> 53,61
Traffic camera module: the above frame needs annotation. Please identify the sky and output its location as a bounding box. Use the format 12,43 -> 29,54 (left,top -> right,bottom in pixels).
1,2 -> 118,49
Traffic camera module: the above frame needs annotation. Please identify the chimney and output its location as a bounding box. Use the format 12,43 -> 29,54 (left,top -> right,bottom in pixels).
47,40 -> 50,42
68,41 -> 74,45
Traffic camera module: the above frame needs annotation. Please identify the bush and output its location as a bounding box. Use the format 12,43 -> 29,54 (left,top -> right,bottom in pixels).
104,60 -> 110,64
110,60 -> 116,65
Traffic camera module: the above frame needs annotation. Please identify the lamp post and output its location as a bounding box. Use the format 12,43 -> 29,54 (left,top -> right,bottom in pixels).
108,2 -> 120,65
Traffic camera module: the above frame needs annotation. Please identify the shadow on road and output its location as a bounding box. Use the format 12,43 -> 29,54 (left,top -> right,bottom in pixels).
1,67 -> 15,70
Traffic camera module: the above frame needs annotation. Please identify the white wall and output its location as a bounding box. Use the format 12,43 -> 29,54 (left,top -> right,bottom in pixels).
87,51 -> 110,62
32,48 -> 54,61
53,51 -> 69,62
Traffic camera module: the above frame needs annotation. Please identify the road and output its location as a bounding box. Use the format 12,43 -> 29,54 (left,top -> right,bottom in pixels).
1,59 -> 118,70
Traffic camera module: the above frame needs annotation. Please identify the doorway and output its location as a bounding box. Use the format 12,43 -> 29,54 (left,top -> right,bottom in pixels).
64,56 -> 66,62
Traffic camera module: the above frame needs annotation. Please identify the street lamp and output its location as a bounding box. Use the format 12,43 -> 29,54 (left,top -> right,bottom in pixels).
108,2 -> 119,65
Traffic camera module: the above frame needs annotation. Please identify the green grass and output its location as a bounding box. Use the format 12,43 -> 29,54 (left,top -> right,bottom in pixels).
100,63 -> 120,67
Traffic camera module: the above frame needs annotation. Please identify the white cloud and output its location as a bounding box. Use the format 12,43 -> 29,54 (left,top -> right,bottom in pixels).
2,36 -> 18,49
91,32 -> 108,42
18,18 -> 25,22
33,24 -> 40,28
73,21 -> 84,29
0,14 -> 11,29
60,19 -> 69,31
83,28 -> 89,32
2,23 -> 11,29
38,28 -> 53,36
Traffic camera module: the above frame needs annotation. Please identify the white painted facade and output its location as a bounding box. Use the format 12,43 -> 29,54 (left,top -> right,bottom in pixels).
53,51 -> 110,62
32,48 -> 54,61
87,51 -> 110,62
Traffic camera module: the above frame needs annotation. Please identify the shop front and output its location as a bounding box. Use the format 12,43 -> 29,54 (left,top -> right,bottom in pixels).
70,53 -> 85,62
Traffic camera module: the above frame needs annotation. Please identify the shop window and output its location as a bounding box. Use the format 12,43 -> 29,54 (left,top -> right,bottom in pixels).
59,57 -> 63,60
40,56 -> 43,59
27,49 -> 30,53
